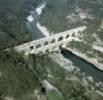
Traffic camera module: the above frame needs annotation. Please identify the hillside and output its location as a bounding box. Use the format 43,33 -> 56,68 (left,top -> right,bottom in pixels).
0,0 -> 103,100
0,0 -> 44,100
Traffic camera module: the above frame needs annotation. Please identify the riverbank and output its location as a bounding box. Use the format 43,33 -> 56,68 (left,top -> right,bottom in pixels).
49,53 -> 75,72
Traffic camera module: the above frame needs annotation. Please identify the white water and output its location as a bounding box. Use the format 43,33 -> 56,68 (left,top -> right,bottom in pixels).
36,2 -> 46,15
27,15 -> 34,22
26,2 -> 46,22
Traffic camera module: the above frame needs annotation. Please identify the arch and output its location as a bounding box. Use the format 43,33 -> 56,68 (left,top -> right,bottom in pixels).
45,49 -> 49,53
78,31 -> 82,36
58,36 -> 63,41
78,31 -> 81,33
72,32 -> 76,37
65,34 -> 70,39
51,39 -> 56,43
30,46 -> 34,50
44,41 -> 48,46
36,44 -> 41,49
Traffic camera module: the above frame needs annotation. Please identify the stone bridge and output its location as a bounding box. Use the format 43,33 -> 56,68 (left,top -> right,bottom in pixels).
15,26 -> 87,55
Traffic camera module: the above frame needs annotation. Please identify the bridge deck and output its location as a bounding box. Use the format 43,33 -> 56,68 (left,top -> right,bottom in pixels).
14,26 -> 87,54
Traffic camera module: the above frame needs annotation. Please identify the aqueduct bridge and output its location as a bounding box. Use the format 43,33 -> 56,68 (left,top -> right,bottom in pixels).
15,26 -> 87,55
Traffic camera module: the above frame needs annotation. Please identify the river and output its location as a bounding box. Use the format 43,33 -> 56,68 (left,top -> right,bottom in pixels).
29,11 -> 45,40
27,0 -> 103,82
61,48 -> 103,82
27,0 -> 46,40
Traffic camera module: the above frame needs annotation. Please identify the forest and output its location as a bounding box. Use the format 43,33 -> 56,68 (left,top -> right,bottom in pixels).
0,0 -> 103,99
0,50 -> 40,100
0,0 -> 42,50
0,0 -> 42,99
39,0 -> 103,33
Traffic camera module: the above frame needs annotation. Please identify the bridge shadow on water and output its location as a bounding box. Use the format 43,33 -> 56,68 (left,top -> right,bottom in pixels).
61,48 -> 103,82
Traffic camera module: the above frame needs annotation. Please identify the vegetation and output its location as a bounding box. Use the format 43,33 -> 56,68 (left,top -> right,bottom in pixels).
39,0 -> 103,33
0,50 -> 39,100
47,90 -> 64,100
0,0 -> 46,100
39,0 -> 80,33
32,54 -> 103,100
0,0 -> 103,100
68,41 -> 92,53
0,0 -> 42,50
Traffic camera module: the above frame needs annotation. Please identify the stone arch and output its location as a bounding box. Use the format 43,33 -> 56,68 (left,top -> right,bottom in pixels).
45,49 -> 49,53
65,34 -> 70,39
78,30 -> 81,33
78,31 -> 82,35
58,36 -> 63,41
30,46 -> 34,50
72,32 -> 76,37
44,41 -> 48,46
51,39 -> 56,44
36,44 -> 41,49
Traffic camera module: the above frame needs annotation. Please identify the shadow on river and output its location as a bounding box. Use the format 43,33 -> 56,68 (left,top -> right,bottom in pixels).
61,48 -> 103,82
